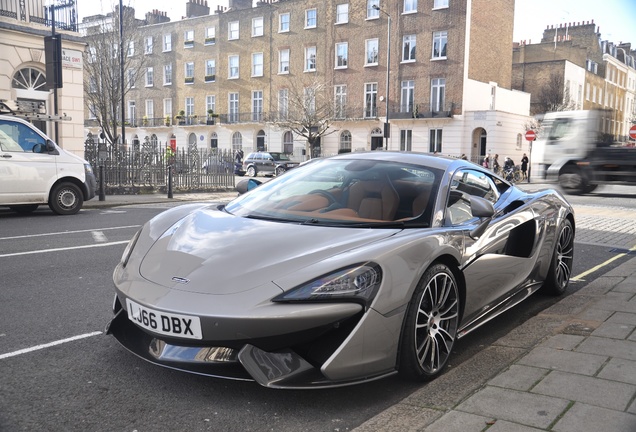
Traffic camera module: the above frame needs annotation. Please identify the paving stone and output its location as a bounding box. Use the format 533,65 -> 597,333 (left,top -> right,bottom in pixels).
456,386 -> 569,429
539,334 -> 584,351
630,398 -> 636,415
590,321 -> 635,339
576,276 -> 626,296
574,307 -> 613,322
488,365 -> 548,391
487,420 -> 545,432
614,276 -> 636,293
607,311 -> 636,325
517,346 -> 607,376
351,404 -> 442,432
552,402 -> 636,432
576,336 -> 636,361
605,292 -> 635,301
531,370 -> 636,411
586,296 -> 636,314
424,410 -> 491,432
597,357 -> 636,385
540,294 -> 595,317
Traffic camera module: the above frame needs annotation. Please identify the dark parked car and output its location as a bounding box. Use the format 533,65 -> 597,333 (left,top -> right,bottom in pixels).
243,151 -> 299,177
202,158 -> 245,176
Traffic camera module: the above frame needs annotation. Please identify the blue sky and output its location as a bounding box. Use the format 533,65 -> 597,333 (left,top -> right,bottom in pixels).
77,0 -> 635,46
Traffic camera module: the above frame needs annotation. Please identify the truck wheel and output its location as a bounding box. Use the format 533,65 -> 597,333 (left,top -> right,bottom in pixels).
49,182 -> 83,215
558,166 -> 586,195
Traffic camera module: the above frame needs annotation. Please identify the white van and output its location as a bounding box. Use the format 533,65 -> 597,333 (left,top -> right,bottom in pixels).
0,115 -> 96,215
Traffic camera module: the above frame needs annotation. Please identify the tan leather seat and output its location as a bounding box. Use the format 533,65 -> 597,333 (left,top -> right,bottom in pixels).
412,186 -> 432,217
347,179 -> 399,220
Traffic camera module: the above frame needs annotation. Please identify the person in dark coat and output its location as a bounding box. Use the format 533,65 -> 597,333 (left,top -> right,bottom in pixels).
521,153 -> 529,179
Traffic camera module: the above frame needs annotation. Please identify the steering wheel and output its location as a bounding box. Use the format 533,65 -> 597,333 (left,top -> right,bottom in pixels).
308,190 -> 337,205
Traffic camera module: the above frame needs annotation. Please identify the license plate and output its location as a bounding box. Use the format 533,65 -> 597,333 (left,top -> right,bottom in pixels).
126,299 -> 202,340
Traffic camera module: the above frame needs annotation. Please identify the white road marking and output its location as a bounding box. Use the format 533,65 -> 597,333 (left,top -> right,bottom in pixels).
92,231 -> 108,243
0,225 -> 140,241
0,331 -> 103,360
0,240 -> 129,258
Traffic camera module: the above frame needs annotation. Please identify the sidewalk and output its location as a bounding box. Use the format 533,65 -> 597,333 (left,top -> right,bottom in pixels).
86,186 -> 636,431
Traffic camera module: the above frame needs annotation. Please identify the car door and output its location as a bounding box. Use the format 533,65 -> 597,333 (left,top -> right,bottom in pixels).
261,152 -> 275,174
0,119 -> 57,204
446,168 -> 538,326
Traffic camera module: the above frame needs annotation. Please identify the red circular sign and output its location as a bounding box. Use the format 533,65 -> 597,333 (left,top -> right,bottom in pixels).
525,130 -> 536,141
629,125 -> 636,140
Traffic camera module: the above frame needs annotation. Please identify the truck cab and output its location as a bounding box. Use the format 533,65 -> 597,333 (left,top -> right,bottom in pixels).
0,115 -> 96,214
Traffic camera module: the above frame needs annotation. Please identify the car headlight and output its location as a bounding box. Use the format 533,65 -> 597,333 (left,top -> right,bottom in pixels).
121,229 -> 141,268
84,163 -> 94,175
273,263 -> 382,308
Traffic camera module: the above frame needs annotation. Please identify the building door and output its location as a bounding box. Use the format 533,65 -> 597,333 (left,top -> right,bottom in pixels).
256,130 -> 265,151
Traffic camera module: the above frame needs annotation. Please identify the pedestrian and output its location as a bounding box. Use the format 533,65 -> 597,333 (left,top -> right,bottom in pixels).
521,153 -> 529,179
492,154 -> 500,173
504,156 -> 515,171
483,154 -> 490,169
460,153 -> 467,160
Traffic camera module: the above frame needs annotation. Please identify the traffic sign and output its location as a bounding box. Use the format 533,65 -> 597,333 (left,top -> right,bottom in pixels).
525,130 -> 536,141
629,125 -> 636,140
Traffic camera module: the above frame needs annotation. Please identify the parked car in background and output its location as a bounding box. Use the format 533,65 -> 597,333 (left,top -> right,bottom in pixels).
202,157 -> 245,176
107,152 -> 575,389
243,151 -> 299,177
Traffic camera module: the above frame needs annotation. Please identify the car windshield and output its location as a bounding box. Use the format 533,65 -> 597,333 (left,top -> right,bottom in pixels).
225,157 -> 442,227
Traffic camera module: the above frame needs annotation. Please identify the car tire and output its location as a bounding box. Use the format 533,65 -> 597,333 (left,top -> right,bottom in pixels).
275,166 -> 286,176
246,166 -> 257,177
541,218 -> 574,296
399,263 -> 460,381
49,182 -> 83,215
9,204 -> 39,214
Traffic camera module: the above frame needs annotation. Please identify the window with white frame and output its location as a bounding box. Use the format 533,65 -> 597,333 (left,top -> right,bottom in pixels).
184,30 -> 194,47
366,39 -> 379,65
340,130 -> 352,152
145,100 -> 154,119
89,77 -> 98,93
229,55 -> 239,78
305,46 -> 317,71
206,95 -> 216,113
304,87 -> 316,115
401,80 -> 414,112
431,78 -> 445,111
305,9 -> 317,28
163,34 -> 172,52
279,49 -> 290,73
145,67 -> 154,87
252,53 -> 264,77
232,131 -> 243,151
367,0 -> 379,18
185,97 -> 194,117
404,0 -> 417,13
252,90 -> 263,121
252,17 -> 264,37
205,27 -> 216,44
432,31 -> 447,59
429,129 -> 442,153
144,36 -> 153,54
403,35 -> 416,62
127,100 -> 136,125
278,88 -> 289,119
111,43 -> 118,59
164,63 -> 172,85
335,84 -> 347,118
283,130 -> 294,154
336,3 -> 349,24
400,129 -> 412,151
205,60 -> 216,81
127,41 -> 134,57
335,42 -> 348,68
88,47 -> 97,63
279,12 -> 290,32
228,21 -> 239,40
127,69 -> 136,88
88,103 -> 97,119
434,0 -> 449,8
185,62 -> 194,84
163,98 -> 172,117
228,93 -> 239,122
364,82 -> 378,118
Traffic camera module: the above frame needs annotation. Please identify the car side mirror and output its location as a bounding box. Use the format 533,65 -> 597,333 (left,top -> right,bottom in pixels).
236,178 -> 262,195
45,140 -> 59,155
469,196 -> 495,239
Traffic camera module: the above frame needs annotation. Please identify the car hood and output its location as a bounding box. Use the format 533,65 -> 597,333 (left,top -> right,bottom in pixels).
139,207 -> 400,295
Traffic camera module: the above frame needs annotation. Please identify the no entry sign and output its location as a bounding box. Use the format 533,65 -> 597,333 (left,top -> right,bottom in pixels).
629,125 -> 636,140
525,130 -> 536,141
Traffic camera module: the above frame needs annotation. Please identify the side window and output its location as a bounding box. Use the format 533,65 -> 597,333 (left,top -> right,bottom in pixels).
447,169 -> 499,225
0,120 -> 45,152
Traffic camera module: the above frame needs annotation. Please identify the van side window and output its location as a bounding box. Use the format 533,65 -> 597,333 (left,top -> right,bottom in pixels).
0,120 -> 46,153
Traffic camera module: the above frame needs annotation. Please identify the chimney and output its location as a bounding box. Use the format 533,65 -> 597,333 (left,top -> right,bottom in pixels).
145,9 -> 170,24
228,0 -> 252,11
186,0 -> 210,18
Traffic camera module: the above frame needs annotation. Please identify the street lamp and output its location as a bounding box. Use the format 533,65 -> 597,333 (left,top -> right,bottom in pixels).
373,4 -> 391,150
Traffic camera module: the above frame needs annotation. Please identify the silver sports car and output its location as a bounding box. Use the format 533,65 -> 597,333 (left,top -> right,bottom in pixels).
107,152 -> 574,389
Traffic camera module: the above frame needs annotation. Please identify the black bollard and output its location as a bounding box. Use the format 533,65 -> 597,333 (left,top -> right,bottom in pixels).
168,166 -> 173,198
99,164 -> 105,201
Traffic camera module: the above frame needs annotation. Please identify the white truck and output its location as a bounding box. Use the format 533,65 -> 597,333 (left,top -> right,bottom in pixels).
532,109 -> 636,194
0,113 -> 96,215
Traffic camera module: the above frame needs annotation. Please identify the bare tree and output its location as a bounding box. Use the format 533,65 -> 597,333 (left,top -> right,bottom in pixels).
83,6 -> 146,147
270,78 -> 338,158
536,72 -> 576,114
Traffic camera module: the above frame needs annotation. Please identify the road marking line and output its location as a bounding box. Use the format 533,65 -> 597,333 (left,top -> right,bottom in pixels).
571,244 -> 636,282
0,240 -> 129,258
0,331 -> 103,360
92,231 -> 108,243
0,225 -> 140,241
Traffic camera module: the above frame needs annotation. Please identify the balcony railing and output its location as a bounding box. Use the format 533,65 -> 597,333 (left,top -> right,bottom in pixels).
0,0 -> 78,32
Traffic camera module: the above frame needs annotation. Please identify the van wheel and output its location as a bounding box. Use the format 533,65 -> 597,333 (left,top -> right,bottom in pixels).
49,182 -> 83,215
9,204 -> 39,214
